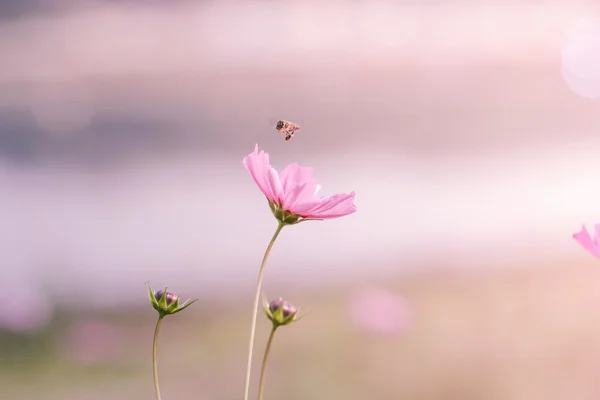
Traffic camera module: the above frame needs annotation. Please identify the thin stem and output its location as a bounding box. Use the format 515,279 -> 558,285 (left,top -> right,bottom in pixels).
242,222 -> 286,400
257,326 -> 278,400
153,315 -> 165,400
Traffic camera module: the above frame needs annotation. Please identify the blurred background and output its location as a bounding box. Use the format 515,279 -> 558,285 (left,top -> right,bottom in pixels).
2,0 -> 600,399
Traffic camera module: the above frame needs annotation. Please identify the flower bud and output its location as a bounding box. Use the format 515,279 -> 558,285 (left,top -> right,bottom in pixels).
263,296 -> 300,328
147,283 -> 197,317
269,298 -> 297,317
154,290 -> 179,307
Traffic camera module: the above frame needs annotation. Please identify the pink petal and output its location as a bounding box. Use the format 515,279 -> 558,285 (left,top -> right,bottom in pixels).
281,180 -> 319,212
314,201 -> 357,219
279,163 -> 315,193
267,167 -> 284,204
242,144 -> 282,203
295,192 -> 357,219
573,224 -> 600,258
278,163 -> 319,210
595,224 -> 600,246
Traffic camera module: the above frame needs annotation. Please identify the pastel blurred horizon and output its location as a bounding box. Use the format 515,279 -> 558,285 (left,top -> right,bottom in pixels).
3,1 -> 600,399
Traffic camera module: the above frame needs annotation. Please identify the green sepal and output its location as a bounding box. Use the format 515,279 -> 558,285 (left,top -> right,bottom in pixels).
293,310 -> 309,323
272,303 -> 284,323
268,199 -> 276,213
262,293 -> 271,316
268,200 -> 303,225
281,312 -> 297,326
170,298 -> 198,315
147,282 -> 157,305
158,286 -> 169,310
281,210 -> 300,224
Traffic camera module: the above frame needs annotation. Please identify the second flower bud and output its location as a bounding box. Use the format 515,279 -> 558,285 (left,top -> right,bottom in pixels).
263,296 -> 300,328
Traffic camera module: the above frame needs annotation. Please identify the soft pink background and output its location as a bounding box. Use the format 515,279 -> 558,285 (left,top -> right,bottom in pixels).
2,2 -> 600,399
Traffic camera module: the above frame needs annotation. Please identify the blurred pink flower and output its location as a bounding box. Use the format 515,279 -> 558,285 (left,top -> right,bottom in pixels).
349,286 -> 412,334
60,320 -> 124,365
0,283 -> 54,334
243,144 -> 356,220
573,224 -> 600,258
561,17 -> 600,99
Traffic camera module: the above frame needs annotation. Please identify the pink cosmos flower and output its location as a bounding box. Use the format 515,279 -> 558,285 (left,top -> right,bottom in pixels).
243,144 -> 356,221
573,224 -> 600,258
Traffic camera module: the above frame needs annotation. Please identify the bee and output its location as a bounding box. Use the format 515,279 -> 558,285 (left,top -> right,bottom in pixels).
275,120 -> 300,141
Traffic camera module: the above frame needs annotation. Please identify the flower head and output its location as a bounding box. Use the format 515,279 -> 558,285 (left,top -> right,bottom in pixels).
243,144 -> 356,223
573,224 -> 600,258
147,283 -> 197,317
561,17 -> 600,99
263,296 -> 301,328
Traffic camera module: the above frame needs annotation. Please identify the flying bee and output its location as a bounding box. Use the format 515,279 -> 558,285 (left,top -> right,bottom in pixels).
275,120 -> 300,141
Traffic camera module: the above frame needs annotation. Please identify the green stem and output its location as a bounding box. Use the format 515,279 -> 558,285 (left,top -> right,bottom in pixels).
257,326 -> 278,400
153,315 -> 165,400
242,222 -> 286,400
